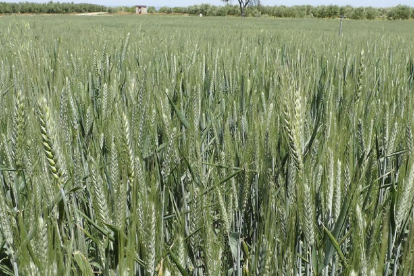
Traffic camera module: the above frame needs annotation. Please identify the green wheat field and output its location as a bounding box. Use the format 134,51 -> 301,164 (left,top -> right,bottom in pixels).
1,14 -> 414,275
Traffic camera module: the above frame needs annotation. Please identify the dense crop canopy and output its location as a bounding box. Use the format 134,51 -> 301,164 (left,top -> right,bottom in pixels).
0,15 -> 414,275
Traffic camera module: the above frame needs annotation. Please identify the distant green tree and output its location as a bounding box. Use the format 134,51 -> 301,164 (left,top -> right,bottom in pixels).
0,2 -> 105,14
10,3 -> 19,13
215,6 -> 227,16
339,5 -> 353,18
249,0 -> 261,7
247,7 -> 261,17
294,6 -> 307,18
283,6 -> 297,18
315,6 -> 327,18
365,7 -> 378,20
388,5 -> 411,20
159,7 -> 172,14
273,5 -> 287,17
223,5 -> 239,16
221,0 -> 251,17
124,6 -> 134,13
305,5 -> 313,16
187,4 -> 202,15
147,7 -> 156,14
172,7 -> 187,14
326,5 -> 340,18
350,7 -> 366,20
204,5 -> 213,16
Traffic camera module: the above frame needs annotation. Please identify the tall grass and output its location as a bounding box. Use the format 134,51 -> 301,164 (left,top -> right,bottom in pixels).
1,15 -> 414,275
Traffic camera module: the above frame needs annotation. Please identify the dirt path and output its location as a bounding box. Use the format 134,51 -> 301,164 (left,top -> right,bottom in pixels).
75,12 -> 110,16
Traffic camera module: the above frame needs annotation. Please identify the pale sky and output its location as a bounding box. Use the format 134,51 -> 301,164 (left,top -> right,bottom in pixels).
2,0 -> 413,8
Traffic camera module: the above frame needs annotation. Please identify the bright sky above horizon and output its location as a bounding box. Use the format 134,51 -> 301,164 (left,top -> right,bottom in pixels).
2,0 -> 413,8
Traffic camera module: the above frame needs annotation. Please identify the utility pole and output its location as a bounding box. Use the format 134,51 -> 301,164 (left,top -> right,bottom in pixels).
339,14 -> 345,37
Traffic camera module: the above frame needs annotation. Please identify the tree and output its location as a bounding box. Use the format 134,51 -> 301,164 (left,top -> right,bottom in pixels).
339,5 -> 353,18
222,0 -> 251,17
147,6 -> 156,14
249,0 -> 261,6
326,5 -> 340,18
350,7 -> 366,20
365,7 -> 378,20
390,5 -> 411,20
159,7 -> 172,14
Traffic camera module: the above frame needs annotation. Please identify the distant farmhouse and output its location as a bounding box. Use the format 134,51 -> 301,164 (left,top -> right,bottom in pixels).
135,5 -> 147,14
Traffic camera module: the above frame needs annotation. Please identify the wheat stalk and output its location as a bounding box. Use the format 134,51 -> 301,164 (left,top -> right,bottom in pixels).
37,98 -> 64,186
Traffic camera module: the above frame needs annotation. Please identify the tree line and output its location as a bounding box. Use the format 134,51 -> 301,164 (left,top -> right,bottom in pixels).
0,2 -> 106,14
150,4 -> 414,20
0,2 -> 412,20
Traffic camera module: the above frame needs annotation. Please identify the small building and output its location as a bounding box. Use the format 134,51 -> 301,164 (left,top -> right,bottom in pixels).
135,5 -> 147,14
